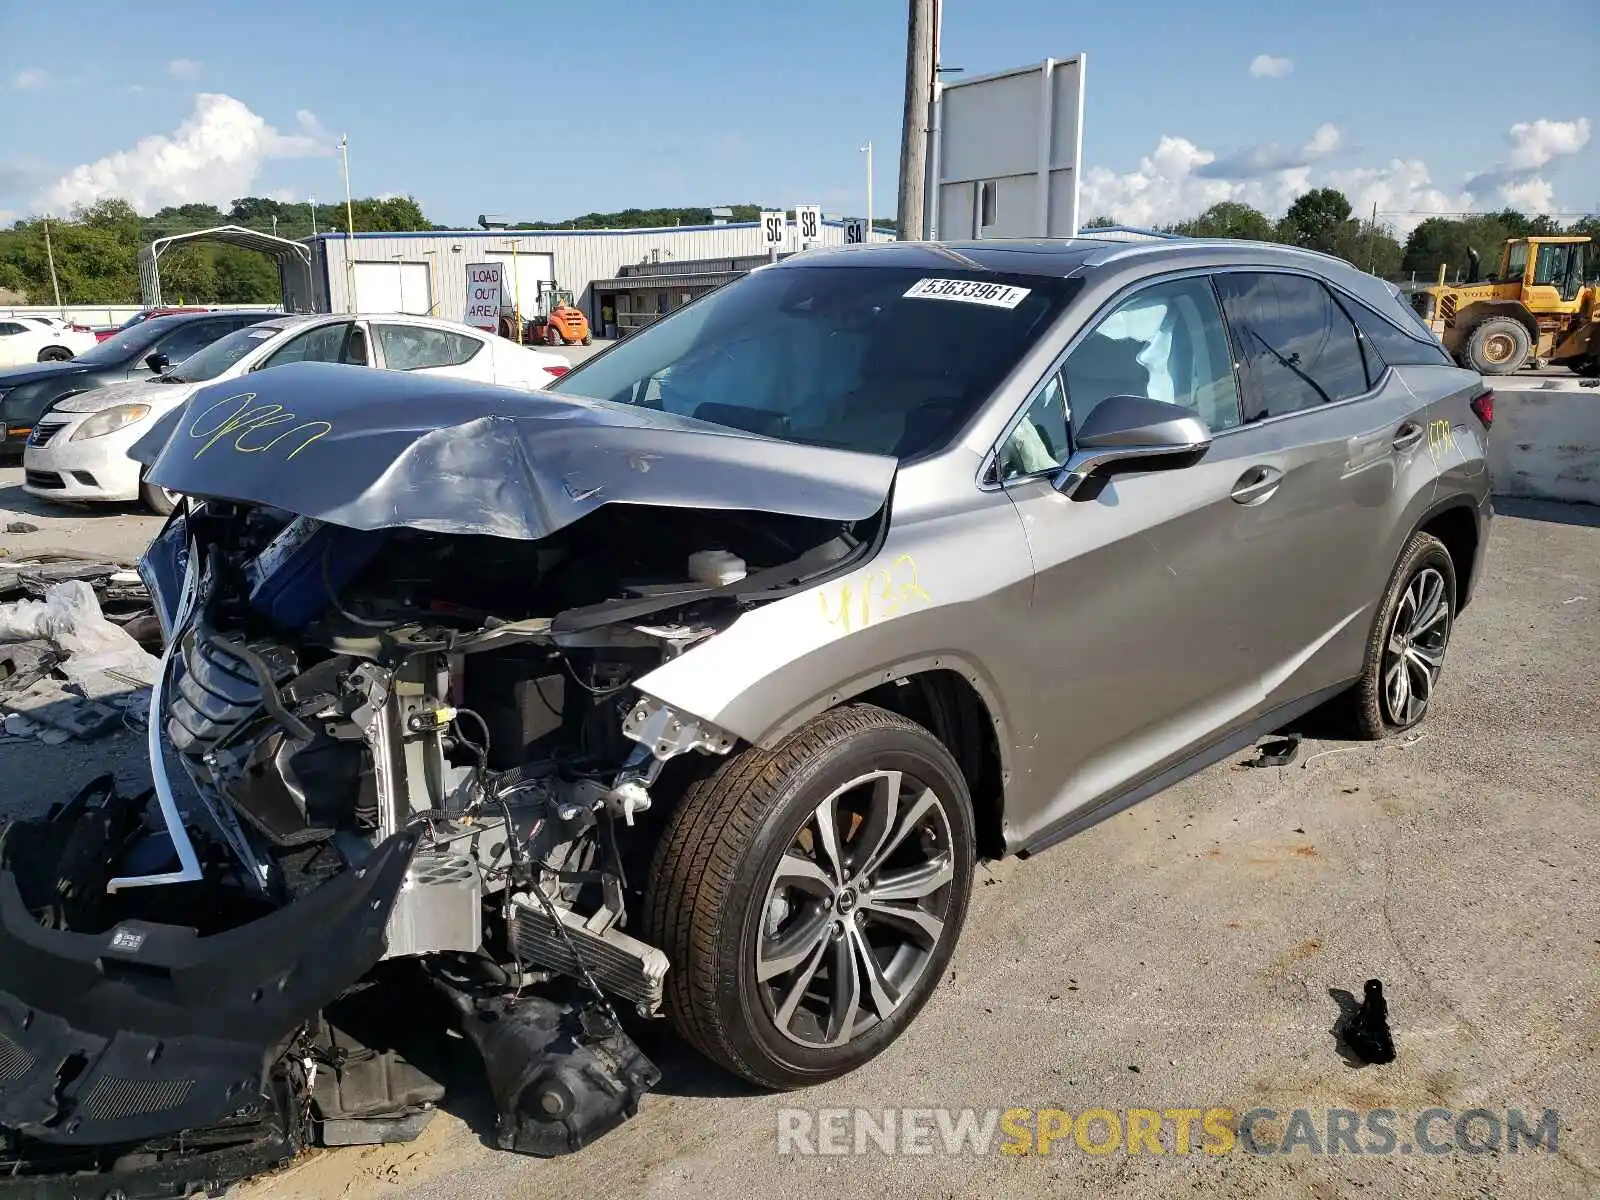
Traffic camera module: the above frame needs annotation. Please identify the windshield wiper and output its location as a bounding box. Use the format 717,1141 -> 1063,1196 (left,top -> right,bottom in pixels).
158,373 -> 187,383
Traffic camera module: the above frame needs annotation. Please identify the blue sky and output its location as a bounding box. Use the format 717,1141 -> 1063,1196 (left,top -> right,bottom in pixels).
1,0 -> 1595,233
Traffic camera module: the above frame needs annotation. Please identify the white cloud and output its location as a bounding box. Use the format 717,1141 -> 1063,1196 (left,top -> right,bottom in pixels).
1463,116 -> 1590,212
35,93 -> 334,214
12,69 -> 49,90
1083,114 -> 1591,234
1505,117 -> 1590,170
1324,159 -> 1471,229
167,58 -> 202,80
1250,54 -> 1293,79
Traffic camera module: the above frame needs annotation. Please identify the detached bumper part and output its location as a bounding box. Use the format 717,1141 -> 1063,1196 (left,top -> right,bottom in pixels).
0,826 -> 423,1198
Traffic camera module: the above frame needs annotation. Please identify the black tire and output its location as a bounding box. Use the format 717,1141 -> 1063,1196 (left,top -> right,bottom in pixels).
139,476 -> 179,515
644,703 -> 975,1090
36,346 -> 73,363
1340,531 -> 1457,740
1572,357 -> 1600,378
1464,317 -> 1531,375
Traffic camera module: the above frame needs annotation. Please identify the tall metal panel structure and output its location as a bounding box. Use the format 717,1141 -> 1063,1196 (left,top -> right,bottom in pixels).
930,55 -> 1086,241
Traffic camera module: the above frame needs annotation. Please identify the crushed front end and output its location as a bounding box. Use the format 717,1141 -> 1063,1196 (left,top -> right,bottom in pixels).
0,429 -> 886,1195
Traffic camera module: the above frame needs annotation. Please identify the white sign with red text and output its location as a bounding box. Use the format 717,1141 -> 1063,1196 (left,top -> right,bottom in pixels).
464,262 -> 505,331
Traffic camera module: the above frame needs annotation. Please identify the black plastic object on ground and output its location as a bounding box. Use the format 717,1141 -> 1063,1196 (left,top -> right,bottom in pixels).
1246,736 -> 1300,768
435,974 -> 660,1156
1345,978 -> 1397,1064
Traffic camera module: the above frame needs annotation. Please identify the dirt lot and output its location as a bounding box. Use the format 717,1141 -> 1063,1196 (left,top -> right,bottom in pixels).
1,478 -> 1596,1199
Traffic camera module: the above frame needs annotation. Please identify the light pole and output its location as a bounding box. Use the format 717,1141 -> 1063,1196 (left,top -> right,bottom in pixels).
339,135 -> 356,312
860,141 -> 873,241
42,214 -> 62,310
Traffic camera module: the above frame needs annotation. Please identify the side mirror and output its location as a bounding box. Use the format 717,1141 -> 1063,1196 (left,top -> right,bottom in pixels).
144,352 -> 170,374
1052,394 -> 1212,498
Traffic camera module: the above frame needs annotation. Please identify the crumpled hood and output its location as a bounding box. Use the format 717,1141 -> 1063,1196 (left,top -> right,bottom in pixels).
131,361 -> 898,540
53,376 -> 198,413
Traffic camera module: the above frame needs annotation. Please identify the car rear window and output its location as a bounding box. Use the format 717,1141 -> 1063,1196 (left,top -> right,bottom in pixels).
551,265 -> 1080,459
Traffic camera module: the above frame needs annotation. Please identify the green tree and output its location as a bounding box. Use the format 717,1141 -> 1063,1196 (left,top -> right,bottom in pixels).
1402,217 -> 1474,278
1280,187 -> 1353,252
1083,215 -> 1117,229
214,247 -> 281,302
1175,201 -> 1275,241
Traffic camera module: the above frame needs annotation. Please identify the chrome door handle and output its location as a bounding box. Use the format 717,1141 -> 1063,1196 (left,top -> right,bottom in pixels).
1230,465 -> 1283,505
1392,422 -> 1425,451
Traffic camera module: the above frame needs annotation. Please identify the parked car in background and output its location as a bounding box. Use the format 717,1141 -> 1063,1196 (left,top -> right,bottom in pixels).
0,309 -> 278,454
0,316 -> 97,366
91,305 -> 214,341
14,315 -> 99,357
23,312 -> 571,512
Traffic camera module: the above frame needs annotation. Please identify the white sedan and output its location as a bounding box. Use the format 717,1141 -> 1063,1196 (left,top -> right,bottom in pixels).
23,312 -> 571,513
0,316 -> 98,366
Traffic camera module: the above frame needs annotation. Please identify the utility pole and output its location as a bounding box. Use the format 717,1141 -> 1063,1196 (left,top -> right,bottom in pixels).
897,0 -> 935,241
310,196 -> 318,237
41,214 -> 62,310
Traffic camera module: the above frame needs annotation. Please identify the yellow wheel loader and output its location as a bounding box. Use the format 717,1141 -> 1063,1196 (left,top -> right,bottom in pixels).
1416,236 -> 1598,376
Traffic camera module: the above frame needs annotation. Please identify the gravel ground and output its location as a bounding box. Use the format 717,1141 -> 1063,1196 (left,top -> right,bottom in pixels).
1,476 -> 1596,1198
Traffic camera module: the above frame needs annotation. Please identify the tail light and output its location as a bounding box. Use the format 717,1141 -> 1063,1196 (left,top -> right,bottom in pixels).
542,365 -> 569,378
1470,389 -> 1493,429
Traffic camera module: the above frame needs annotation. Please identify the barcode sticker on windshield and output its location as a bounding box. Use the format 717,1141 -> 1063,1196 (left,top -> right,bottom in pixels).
903,278 -> 1032,309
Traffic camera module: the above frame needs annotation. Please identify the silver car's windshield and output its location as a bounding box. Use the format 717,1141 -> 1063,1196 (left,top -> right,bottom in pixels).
167,323 -> 287,382
551,265 -> 1078,458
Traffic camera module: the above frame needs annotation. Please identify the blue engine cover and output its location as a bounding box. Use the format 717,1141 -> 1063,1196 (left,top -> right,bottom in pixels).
247,516 -> 388,628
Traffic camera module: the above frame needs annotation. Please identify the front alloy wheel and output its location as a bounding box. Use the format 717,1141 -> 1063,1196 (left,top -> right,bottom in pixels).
646,704 -> 975,1089
757,767 -> 958,1049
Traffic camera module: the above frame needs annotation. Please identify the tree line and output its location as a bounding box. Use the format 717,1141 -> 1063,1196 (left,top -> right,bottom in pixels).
0,194 -> 430,306
3,189 -> 1595,307
1088,188 -> 1598,281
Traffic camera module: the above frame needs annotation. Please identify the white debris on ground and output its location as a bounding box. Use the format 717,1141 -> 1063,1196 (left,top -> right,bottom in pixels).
0,578 -> 160,745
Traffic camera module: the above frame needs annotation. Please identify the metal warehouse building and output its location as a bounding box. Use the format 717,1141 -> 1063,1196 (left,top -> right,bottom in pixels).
305,220 -> 888,336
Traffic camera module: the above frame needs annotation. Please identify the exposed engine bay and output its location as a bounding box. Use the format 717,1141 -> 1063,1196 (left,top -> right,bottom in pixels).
0,487 -> 883,1199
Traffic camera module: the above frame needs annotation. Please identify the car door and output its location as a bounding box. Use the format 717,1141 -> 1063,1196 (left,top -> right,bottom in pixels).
996,270 -> 1382,843
994,273 -> 1286,840
1211,269 -> 1429,709
371,323 -> 491,380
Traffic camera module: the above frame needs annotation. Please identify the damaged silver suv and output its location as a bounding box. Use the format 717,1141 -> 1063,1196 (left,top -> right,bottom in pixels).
0,238 -> 1492,1195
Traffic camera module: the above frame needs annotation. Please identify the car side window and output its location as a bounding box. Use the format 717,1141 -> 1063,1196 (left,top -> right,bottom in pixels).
0,322 -> 24,336
1214,273 -> 1370,421
262,323 -> 354,369
374,324 -> 483,371
1335,294 -> 1452,372
1062,276 -> 1242,435
996,372 -> 1069,480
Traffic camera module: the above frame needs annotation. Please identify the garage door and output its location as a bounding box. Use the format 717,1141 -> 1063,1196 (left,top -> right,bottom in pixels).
484,252 -> 555,317
352,261 -> 433,314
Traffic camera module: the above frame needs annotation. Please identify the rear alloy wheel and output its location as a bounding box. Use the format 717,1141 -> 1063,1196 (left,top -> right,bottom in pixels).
36,346 -> 73,363
1464,317 -> 1531,375
645,704 -> 974,1089
1342,531 -> 1456,739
